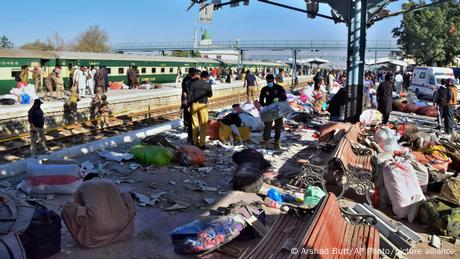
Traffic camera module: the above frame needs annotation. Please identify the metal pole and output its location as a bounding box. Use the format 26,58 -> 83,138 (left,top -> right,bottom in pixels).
292,49 -> 297,88
345,0 -> 367,122
374,49 -> 377,73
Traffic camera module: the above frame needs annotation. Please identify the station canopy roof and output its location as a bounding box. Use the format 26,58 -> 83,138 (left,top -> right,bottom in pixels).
299,57 -> 329,65
366,57 -> 407,67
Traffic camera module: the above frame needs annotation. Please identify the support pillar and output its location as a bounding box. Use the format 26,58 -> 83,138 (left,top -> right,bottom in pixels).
292,50 -> 298,88
345,0 -> 367,122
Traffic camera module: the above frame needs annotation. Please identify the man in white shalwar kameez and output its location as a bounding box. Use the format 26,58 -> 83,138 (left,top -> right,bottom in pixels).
74,66 -> 88,98
87,66 -> 96,95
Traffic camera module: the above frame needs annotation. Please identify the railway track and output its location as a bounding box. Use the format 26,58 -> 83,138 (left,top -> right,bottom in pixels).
0,93 -> 247,163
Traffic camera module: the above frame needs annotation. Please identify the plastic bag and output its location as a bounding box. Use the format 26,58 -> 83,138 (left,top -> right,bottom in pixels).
240,102 -> 260,117
176,145 -> 205,167
259,101 -> 293,122
382,158 -> 425,219
239,113 -> 264,132
20,94 -> 31,104
130,144 -> 172,166
18,159 -> 83,194
171,215 -> 246,254
374,127 -> 402,152
359,109 -> 382,126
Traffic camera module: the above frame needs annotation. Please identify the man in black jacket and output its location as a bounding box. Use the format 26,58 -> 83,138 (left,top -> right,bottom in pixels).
28,99 -> 48,154
377,73 -> 394,124
181,68 -> 200,143
259,74 -> 287,149
189,71 -> 213,148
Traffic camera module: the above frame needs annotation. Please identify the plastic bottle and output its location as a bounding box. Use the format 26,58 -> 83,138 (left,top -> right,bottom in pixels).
264,197 -> 281,208
281,193 -> 297,203
267,188 -> 283,204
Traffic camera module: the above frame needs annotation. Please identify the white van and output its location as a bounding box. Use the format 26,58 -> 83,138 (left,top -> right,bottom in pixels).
410,66 -> 459,100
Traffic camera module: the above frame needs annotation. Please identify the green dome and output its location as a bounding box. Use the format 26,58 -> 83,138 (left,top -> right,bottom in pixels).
201,30 -> 211,40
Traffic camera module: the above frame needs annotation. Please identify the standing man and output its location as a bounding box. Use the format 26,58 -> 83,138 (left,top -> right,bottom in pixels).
181,68 -> 200,143
190,71 -> 213,149
74,66 -> 88,98
394,72 -> 403,93
20,65 -> 30,84
444,78 -> 458,135
87,65 -> 96,95
32,66 -> 43,96
96,66 -> 105,91
434,79 -> 447,130
244,70 -> 258,103
275,69 -> 285,87
128,66 -> 139,89
377,73 -> 394,124
260,74 -> 287,149
54,66 -> 65,100
28,99 -> 48,155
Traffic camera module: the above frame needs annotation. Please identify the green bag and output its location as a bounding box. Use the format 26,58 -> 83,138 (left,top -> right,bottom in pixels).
418,198 -> 460,238
131,144 -> 172,166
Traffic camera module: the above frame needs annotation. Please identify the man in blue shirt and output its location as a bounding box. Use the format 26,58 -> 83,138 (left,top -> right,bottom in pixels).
244,70 -> 259,103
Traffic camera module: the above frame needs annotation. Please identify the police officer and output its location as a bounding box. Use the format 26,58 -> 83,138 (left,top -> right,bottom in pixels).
28,99 -> 48,155
259,74 -> 287,149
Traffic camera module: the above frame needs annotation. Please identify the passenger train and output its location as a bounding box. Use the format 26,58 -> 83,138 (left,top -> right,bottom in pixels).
0,49 -> 289,95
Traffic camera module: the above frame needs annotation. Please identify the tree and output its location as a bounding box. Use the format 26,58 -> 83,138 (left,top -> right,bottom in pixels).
0,35 -> 13,49
71,25 -> 110,52
21,40 -> 55,51
170,50 -> 201,58
392,0 -> 460,66
47,32 -> 66,51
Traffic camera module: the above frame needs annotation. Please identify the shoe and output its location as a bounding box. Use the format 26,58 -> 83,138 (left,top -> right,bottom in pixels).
262,141 -> 270,149
274,140 -> 281,150
434,126 -> 441,130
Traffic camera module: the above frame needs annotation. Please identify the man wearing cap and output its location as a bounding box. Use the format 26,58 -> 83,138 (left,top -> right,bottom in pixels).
444,78 -> 458,134
28,99 -> 48,155
181,68 -> 200,143
244,70 -> 258,103
260,74 -> 287,149
189,71 -> 213,148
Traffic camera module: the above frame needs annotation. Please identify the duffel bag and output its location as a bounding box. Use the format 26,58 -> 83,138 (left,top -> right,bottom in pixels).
21,201 -> 61,259
418,197 -> 459,238
0,233 -> 26,259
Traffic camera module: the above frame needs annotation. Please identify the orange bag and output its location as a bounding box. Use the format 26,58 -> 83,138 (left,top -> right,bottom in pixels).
109,82 -> 123,90
411,151 -> 451,172
207,120 -> 220,140
176,145 -> 205,166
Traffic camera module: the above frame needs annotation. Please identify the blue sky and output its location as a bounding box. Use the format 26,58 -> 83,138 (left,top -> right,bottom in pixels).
1,0 -> 402,46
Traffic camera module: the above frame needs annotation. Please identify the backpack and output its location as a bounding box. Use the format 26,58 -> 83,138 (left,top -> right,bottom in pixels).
0,233 -> 27,259
21,201 -> 61,259
230,162 -> 263,193
0,192 -> 35,234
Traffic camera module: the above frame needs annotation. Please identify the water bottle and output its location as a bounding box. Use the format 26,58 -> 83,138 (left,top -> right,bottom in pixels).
264,197 -> 281,208
267,188 -> 283,204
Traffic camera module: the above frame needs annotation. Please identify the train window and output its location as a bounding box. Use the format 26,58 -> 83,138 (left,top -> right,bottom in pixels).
141,68 -> 146,73
11,71 -> 21,79
118,68 -> 124,74
169,68 -> 174,73
161,68 -> 165,73
106,68 -> 111,74
152,68 -> 156,73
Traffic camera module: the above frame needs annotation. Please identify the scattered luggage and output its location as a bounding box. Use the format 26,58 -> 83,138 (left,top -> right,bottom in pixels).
259,101 -> 293,122
231,162 -> 263,193
175,145 -> 205,167
419,197 -> 460,239
440,177 -> 460,206
232,149 -> 271,171
382,158 -> 425,219
207,120 -> 220,140
359,109 -> 382,126
171,215 -> 246,254
131,144 -> 172,166
0,232 -> 27,259
18,160 -> 83,194
21,201 -> 61,259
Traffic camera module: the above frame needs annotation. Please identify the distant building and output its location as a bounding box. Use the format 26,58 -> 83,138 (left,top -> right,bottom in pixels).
197,30 -> 239,61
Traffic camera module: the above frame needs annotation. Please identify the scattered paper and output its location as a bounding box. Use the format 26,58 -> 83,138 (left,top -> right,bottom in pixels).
98,150 -> 134,162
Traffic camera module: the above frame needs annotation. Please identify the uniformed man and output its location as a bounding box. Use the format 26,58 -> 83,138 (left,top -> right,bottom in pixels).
190,71 -> 213,148
54,67 -> 65,100
260,74 -> 287,149
32,66 -> 43,96
28,99 -> 48,155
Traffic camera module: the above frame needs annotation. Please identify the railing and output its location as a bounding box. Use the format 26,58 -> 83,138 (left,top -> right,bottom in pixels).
113,40 -> 399,52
